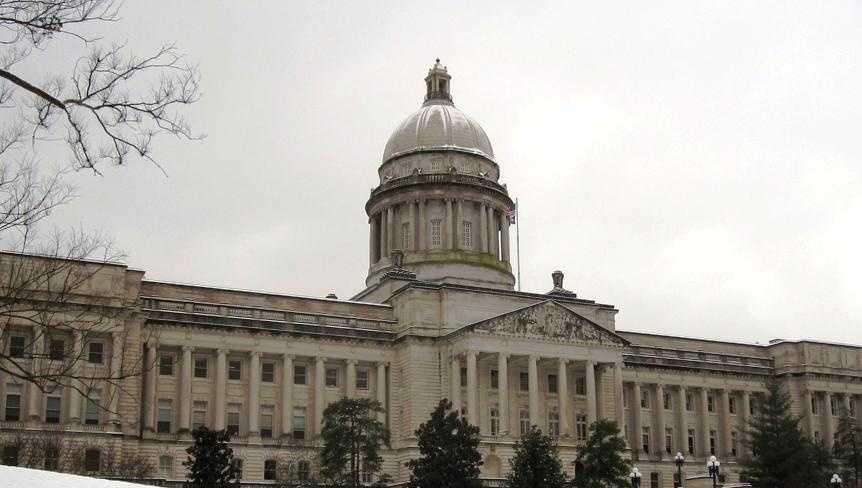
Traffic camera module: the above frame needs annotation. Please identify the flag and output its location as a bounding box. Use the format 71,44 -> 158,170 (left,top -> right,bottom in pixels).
505,203 -> 517,224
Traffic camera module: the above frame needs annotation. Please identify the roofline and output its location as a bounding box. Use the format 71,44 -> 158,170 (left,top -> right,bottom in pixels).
617,329 -> 862,351
0,249 -> 128,268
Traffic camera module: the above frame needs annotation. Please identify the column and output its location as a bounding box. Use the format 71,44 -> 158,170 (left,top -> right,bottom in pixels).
281,354 -> 293,437
418,199 -> 426,250
720,390 -> 732,457
487,206 -> 497,258
558,359 -> 570,436
215,349 -> 227,430
451,354 -> 462,414
248,351 -> 260,436
378,211 -> 387,260
741,391 -> 752,457
409,201 -> 417,251
377,362 -> 387,424
108,332 -> 123,428
387,207 -> 395,253
632,383 -> 642,455
144,342 -> 158,431
369,217 -> 378,264
614,362 -> 625,432
676,386 -> 687,456
501,213 -> 511,262
655,384 -> 666,457
586,360 -> 598,425
824,393 -> 835,448
466,350 -> 478,426
68,330 -> 83,423
479,202 -> 488,252
498,353 -> 509,435
179,345 -> 193,432
445,199 -> 454,249
315,356 -> 326,433
27,333 -> 43,421
844,394 -> 853,417
528,355 -> 540,427
346,360 -> 357,397
804,390 -> 816,437
699,388 -> 709,456
455,199 -> 463,249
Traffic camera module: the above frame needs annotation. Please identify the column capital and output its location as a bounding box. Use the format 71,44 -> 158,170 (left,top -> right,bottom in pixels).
249,350 -> 260,358
529,354 -> 540,362
282,353 -> 295,360
217,348 -> 229,355
497,352 -> 509,360
558,357 -> 569,365
316,356 -> 327,364
376,361 -> 389,368
182,345 -> 194,353
346,359 -> 358,366
466,350 -> 479,359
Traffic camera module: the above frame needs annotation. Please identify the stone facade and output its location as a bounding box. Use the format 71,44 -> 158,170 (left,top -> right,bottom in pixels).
1,62 -> 860,487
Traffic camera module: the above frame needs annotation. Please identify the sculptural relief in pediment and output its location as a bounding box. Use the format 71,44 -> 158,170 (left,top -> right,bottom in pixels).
473,301 -> 624,346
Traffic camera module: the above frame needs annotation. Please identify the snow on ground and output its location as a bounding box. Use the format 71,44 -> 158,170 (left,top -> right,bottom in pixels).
0,465 -> 153,487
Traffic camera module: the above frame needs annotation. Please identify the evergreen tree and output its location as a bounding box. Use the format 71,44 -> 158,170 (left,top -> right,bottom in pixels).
572,419 -> 630,488
505,426 -> 568,488
741,378 -> 833,488
320,398 -> 391,488
834,407 -> 862,488
406,399 -> 483,488
184,427 -> 239,488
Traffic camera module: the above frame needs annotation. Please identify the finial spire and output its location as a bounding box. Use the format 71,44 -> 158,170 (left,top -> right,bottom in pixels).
424,59 -> 452,105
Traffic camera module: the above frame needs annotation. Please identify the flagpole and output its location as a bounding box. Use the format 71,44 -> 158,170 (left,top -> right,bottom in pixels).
516,197 -> 521,292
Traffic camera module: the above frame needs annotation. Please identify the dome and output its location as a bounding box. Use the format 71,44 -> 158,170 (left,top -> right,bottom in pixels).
381,60 -> 494,164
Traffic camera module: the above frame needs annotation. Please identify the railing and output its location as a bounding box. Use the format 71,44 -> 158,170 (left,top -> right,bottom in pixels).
623,351 -> 774,375
370,173 -> 510,200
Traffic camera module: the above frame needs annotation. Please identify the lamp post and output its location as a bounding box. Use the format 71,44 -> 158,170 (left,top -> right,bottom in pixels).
674,451 -> 685,487
707,455 -> 720,488
831,474 -> 843,488
629,467 -> 642,488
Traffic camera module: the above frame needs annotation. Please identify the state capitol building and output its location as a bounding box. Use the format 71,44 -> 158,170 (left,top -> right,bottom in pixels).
0,61 -> 860,487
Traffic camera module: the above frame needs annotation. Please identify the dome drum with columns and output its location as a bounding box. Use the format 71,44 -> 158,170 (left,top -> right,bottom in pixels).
366,61 -> 515,289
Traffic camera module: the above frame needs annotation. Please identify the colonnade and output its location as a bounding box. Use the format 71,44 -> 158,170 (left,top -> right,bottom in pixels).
143,344 -> 388,438
370,198 -> 510,264
804,390 -> 858,448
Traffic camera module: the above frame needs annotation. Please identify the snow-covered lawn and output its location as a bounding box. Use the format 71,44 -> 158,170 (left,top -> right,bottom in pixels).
0,465 -> 154,487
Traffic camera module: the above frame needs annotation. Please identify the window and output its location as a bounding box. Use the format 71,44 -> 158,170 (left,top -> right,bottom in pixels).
709,429 -> 717,455
431,159 -> 443,172
462,221 -> 472,248
157,399 -> 173,433
45,394 -> 61,424
489,407 -> 500,436
1,445 -> 18,466
84,449 -> 100,472
361,459 -> 373,483
192,401 -> 208,430
88,342 -> 103,364
731,430 -> 739,457
576,414 -> 587,441
641,390 -> 650,409
85,388 -> 100,425
549,409 -> 560,437
750,397 -> 757,416
490,369 -> 499,390
814,430 -> 822,442
623,389 -> 629,408
264,459 -> 277,481
260,405 -> 274,438
460,367 -> 468,388
685,392 -> 693,411
519,409 -> 530,436
49,339 -> 65,360
325,367 -> 338,387
227,403 -> 241,435
729,396 -> 736,414
401,222 -> 411,251
831,397 -> 838,416
430,219 -> 442,248
851,398 -> 856,418
707,394 -> 715,412
262,362 -> 275,383
232,459 -> 243,480
519,372 -> 529,392
650,472 -> 660,488
665,427 -> 673,454
664,391 -> 672,410
4,383 -> 22,421
575,376 -> 586,395
228,360 -> 242,380
158,455 -> 173,479
547,374 -> 558,394
159,354 -> 174,376
356,368 -> 369,390
9,336 -> 26,358
687,428 -> 696,455
811,395 -> 819,414
642,426 -> 650,453
294,364 -> 307,385
44,444 -> 58,470
194,357 -> 208,378
297,460 -> 310,481
293,407 -> 307,439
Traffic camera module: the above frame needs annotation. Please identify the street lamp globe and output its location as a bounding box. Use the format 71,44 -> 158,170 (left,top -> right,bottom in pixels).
831,474 -> 843,487
706,456 -> 720,488
630,467 -> 642,488
675,452 -> 685,466
674,452 -> 685,488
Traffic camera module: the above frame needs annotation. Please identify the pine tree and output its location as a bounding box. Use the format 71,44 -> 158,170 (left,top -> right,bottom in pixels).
184,427 -> 239,488
505,426 -> 568,488
834,407 -> 862,488
320,398 -> 391,488
572,419 -> 631,488
741,378 -> 833,488
406,399 -> 483,488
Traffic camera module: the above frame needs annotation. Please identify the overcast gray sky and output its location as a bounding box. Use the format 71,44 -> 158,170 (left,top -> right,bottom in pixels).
37,1 -> 862,345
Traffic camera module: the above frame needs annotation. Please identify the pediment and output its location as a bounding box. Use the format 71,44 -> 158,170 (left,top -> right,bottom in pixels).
465,300 -> 627,347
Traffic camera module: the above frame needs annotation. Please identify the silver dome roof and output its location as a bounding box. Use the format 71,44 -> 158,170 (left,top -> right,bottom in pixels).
381,61 -> 494,164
